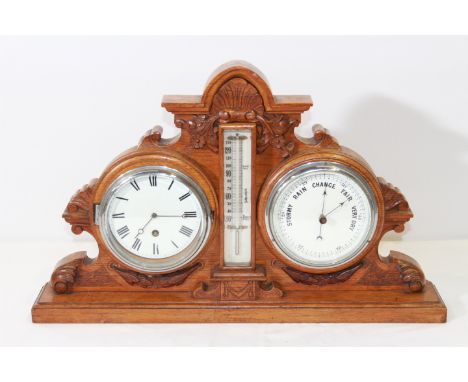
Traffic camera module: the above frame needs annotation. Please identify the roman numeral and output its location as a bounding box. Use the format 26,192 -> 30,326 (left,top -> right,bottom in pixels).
116,196 -> 128,201
130,179 -> 140,191
116,225 -> 130,239
168,179 -> 174,190
153,243 -> 159,255
132,238 -> 142,251
179,225 -> 193,237
112,212 -> 125,219
183,211 -> 197,218
171,240 -> 179,248
149,175 -> 157,187
179,192 -> 191,201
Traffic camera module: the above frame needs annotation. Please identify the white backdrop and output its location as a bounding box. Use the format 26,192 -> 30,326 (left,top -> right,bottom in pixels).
1,36 -> 467,242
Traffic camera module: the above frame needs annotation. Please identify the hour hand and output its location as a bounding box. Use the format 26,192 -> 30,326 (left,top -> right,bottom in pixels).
134,212 -> 157,238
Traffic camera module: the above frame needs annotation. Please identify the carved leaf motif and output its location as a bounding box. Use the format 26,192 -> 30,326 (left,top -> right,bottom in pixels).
256,113 -> 299,157
274,260 -> 363,286
111,262 -> 202,288
62,179 -> 97,235
175,114 -> 219,151
378,177 -> 410,212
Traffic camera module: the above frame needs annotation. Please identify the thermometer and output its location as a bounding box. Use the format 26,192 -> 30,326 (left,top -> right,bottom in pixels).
222,128 -> 252,266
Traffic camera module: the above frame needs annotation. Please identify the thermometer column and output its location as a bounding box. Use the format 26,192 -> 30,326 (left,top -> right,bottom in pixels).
222,125 -> 254,267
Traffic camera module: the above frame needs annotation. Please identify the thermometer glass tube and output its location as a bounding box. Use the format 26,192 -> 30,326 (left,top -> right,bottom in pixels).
223,129 -> 252,266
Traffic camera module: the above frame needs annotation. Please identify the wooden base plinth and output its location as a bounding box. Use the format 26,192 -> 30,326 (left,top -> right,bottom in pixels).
32,281 -> 446,323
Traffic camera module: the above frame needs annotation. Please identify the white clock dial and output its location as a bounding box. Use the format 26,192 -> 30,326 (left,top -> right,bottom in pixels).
266,162 -> 377,269
99,166 -> 211,272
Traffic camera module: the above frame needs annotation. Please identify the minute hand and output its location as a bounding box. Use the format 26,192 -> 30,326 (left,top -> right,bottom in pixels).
324,200 -> 347,217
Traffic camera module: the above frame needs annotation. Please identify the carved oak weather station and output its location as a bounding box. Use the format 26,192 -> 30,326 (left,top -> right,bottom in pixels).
32,61 -> 447,323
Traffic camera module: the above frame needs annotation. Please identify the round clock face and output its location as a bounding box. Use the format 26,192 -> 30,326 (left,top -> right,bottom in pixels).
265,162 -> 377,269
99,166 -> 211,272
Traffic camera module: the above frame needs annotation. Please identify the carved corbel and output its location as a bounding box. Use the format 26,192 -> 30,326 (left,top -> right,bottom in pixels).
51,251 -> 89,294
378,177 -> 413,234
62,179 -> 97,235
390,251 -> 426,292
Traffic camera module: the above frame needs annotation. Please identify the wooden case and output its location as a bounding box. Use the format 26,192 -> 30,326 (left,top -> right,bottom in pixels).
32,61 -> 446,323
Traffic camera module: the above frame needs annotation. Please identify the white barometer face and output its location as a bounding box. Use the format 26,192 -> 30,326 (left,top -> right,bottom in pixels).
99,166 -> 211,272
266,162 -> 377,269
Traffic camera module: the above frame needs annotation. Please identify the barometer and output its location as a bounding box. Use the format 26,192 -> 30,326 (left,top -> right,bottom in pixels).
265,162 -> 378,270
32,61 -> 446,323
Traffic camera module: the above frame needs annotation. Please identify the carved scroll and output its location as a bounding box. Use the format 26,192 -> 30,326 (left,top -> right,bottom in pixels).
62,179 -> 97,235
273,260 -> 363,286
111,262 -> 202,288
51,252 -> 89,294
138,126 -> 162,148
257,280 -> 284,298
309,124 -> 340,149
390,251 -> 426,292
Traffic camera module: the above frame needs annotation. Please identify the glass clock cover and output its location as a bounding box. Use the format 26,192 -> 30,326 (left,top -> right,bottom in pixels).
98,166 -> 211,272
266,162 -> 378,269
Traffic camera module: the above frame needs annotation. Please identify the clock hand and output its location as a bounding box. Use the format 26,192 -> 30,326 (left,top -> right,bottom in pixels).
135,212 -> 157,238
324,200 -> 347,217
154,214 -> 185,218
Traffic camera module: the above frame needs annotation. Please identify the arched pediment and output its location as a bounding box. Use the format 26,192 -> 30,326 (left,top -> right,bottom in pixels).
162,61 -> 312,157
162,60 -> 312,114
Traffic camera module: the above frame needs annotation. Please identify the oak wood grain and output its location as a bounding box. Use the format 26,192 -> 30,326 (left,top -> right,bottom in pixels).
32,61 -> 446,323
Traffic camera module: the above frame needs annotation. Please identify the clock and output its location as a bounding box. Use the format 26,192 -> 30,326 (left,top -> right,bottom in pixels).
98,166 -> 212,272
32,61 -> 446,323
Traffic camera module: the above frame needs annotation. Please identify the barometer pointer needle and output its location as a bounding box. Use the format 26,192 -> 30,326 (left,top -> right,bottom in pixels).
317,186 -> 327,240
321,186 -> 327,214
324,200 -> 347,218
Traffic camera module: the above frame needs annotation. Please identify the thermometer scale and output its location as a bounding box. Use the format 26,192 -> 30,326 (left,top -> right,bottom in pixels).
221,126 -> 254,267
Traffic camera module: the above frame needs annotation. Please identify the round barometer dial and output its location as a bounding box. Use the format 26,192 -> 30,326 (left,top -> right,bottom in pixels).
99,166 -> 211,272
265,162 -> 378,269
